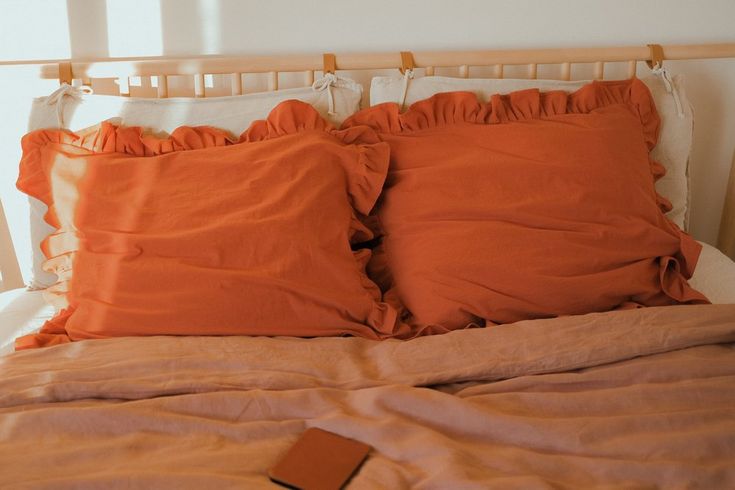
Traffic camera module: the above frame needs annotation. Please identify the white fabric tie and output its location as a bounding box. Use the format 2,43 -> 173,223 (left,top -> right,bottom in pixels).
45,84 -> 93,127
651,66 -> 684,119
398,69 -> 414,111
312,73 -> 339,115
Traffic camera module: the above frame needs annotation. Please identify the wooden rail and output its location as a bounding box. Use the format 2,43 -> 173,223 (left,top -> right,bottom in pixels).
1,43 -> 733,99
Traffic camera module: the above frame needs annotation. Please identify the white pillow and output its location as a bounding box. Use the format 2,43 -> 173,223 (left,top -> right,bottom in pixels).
370,75 -> 693,231
27,78 -> 363,289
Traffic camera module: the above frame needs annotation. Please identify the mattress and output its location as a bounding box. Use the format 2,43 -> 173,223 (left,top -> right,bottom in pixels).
0,241 -> 733,356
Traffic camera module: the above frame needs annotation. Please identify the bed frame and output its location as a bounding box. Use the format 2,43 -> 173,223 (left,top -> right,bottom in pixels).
0,43 -> 732,97
0,199 -> 23,292
1,42 -> 734,290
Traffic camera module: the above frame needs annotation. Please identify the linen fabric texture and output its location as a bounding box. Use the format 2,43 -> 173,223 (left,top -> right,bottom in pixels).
345,79 -> 707,333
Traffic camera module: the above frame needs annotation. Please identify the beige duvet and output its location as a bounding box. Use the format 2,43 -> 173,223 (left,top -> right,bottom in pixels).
1,304 -> 734,488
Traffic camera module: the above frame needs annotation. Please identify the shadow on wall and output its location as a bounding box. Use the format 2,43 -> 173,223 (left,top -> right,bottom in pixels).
66,0 -> 109,59
717,149 -> 735,259
65,0 -> 223,59
160,0 -> 221,57
671,58 -> 735,246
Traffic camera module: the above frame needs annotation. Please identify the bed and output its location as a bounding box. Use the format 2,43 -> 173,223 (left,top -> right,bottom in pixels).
1,43 -> 735,488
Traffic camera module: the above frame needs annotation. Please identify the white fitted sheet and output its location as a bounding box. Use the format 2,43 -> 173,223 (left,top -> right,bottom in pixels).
0,241 -> 732,356
690,241 -> 735,304
0,288 -> 55,356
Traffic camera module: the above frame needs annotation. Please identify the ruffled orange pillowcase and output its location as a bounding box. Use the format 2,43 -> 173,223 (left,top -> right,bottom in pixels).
344,79 -> 708,334
16,100 -> 408,349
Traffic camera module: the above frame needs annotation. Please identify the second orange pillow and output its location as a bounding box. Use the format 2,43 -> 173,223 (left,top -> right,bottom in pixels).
344,79 -> 708,334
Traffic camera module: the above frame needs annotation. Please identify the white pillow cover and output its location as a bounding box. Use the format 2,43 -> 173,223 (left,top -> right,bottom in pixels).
26,79 -> 363,288
370,75 -> 693,231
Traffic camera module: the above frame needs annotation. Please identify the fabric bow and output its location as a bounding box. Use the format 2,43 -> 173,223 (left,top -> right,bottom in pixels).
45,84 -> 93,127
312,73 -> 339,115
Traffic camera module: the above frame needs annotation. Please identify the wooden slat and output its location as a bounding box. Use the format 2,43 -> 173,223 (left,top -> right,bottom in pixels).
560,62 -> 571,81
230,73 -> 242,95
627,60 -> 638,78
458,64 -> 469,78
493,64 -> 504,78
157,75 -> 168,98
527,63 -> 537,79
267,71 -> 278,91
425,66 -> 435,76
58,62 -> 72,85
118,76 -> 130,96
194,73 -> 205,97
593,61 -> 604,80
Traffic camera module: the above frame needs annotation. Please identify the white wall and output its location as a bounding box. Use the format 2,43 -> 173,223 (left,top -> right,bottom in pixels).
1,0 -> 734,283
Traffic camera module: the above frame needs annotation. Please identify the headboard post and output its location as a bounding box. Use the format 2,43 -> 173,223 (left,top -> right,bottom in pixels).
0,199 -> 24,292
717,152 -> 735,259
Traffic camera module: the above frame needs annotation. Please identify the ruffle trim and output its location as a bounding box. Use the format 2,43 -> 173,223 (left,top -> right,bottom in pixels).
19,100 -> 388,218
345,79 -> 670,218
344,79 -> 708,330
17,101 -> 390,267
344,79 -> 660,147
15,100 -> 400,349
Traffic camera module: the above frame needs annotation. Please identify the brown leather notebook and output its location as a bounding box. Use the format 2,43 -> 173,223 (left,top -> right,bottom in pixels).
268,428 -> 371,490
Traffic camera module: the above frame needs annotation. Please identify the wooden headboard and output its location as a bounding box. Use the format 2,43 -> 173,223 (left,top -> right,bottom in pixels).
3,43 -> 734,97
1,42 -> 734,288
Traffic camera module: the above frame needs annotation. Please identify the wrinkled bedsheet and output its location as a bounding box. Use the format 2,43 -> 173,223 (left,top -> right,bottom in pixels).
1,304 -> 734,488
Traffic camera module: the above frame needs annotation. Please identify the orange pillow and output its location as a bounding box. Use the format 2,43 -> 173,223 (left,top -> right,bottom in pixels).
15,100 -> 408,349
343,79 -> 708,335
